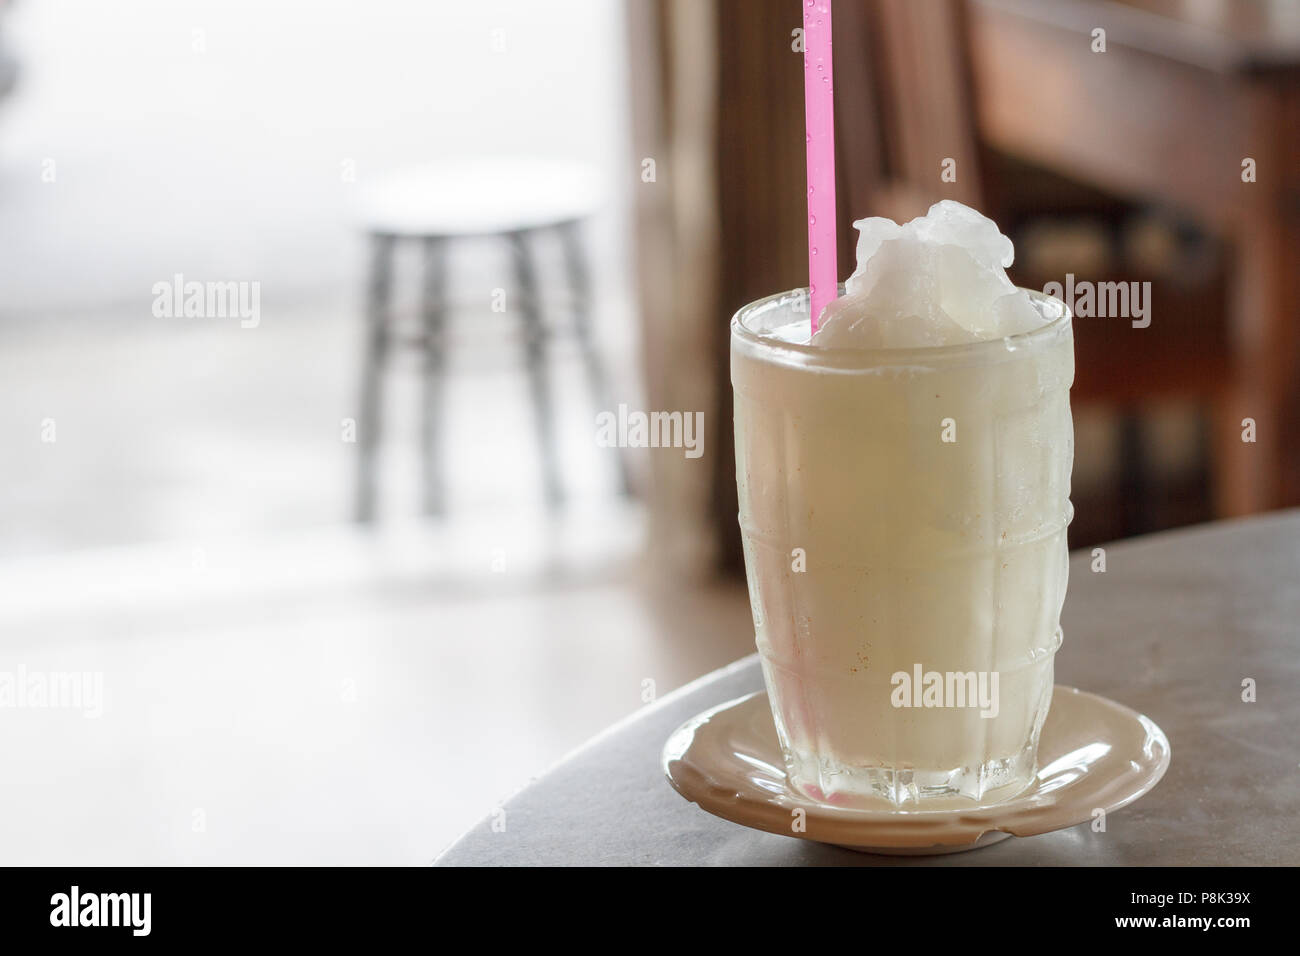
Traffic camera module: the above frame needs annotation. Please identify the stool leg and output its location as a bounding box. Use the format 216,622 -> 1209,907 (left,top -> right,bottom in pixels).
558,220 -> 631,495
356,234 -> 394,522
509,231 -> 563,509
420,237 -> 449,516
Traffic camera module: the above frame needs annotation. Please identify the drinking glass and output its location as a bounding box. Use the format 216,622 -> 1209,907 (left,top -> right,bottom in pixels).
731,287 -> 1074,806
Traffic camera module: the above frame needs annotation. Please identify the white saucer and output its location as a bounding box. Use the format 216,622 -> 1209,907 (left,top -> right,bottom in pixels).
663,686 -> 1170,854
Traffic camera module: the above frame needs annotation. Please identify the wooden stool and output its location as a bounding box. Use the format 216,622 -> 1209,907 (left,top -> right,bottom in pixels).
354,158 -> 628,520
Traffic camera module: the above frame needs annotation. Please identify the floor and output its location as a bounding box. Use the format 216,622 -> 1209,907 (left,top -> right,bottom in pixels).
0,290 -> 759,863
0,286 -> 759,864
0,513 -> 754,864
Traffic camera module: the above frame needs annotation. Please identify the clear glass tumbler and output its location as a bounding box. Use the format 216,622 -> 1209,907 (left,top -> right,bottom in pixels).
732,287 -> 1074,807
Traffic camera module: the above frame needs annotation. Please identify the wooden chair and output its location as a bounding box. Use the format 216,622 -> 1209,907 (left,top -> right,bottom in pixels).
834,0 -> 1268,529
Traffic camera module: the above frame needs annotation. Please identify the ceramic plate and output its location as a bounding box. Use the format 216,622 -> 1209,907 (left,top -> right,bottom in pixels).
663,685 -> 1170,854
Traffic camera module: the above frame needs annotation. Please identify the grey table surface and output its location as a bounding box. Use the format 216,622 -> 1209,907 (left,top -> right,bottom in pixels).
435,512 -> 1300,866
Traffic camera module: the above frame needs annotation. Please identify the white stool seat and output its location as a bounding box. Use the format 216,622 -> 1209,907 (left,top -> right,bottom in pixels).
357,157 -> 603,238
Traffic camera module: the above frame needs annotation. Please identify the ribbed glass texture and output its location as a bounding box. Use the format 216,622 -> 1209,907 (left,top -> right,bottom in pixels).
732,288 -> 1074,807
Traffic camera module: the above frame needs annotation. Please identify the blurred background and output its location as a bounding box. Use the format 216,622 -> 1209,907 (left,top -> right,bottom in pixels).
1,0 -> 1296,863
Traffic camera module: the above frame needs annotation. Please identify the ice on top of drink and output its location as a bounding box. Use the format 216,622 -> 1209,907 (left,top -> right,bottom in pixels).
778,200 -> 1053,349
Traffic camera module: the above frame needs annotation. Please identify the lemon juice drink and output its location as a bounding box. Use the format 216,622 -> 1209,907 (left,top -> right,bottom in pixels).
732,202 -> 1074,805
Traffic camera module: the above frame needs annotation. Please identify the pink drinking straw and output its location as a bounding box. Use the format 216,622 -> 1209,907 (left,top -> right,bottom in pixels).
803,0 -> 837,334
